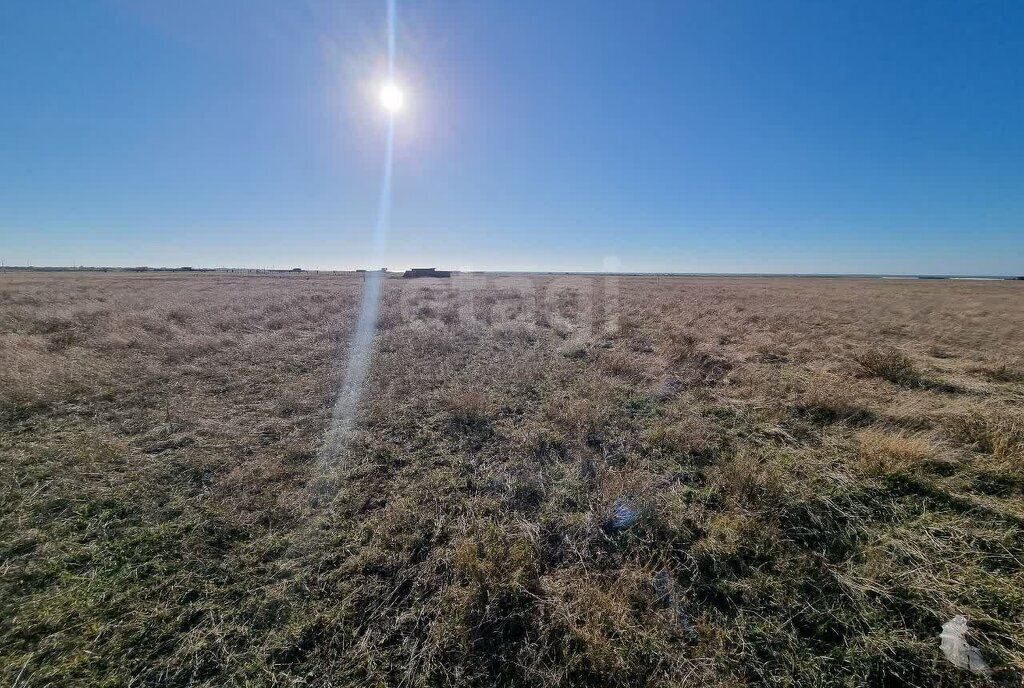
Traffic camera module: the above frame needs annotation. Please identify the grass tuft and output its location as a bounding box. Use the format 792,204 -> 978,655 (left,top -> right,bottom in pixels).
855,346 -> 922,385
855,429 -> 933,475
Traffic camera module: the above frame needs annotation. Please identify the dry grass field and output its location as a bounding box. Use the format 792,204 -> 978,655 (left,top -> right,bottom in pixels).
2,271 -> 1023,686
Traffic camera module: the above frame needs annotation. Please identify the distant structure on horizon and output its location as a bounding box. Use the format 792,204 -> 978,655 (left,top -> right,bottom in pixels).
403,267 -> 452,278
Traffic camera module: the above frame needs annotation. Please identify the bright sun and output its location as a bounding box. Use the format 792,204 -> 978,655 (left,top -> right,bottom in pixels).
379,82 -> 404,113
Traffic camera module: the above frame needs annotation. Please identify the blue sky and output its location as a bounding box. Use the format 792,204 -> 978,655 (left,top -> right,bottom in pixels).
1,0 -> 1022,274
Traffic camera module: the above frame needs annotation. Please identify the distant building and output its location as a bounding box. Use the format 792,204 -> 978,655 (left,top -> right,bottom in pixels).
291,267 -> 303,272
403,267 -> 452,278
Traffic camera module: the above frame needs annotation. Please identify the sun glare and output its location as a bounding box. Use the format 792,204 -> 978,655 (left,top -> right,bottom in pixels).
379,82 -> 404,114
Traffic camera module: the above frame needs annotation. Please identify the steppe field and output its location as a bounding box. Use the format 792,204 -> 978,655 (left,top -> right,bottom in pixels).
2,271 -> 1023,687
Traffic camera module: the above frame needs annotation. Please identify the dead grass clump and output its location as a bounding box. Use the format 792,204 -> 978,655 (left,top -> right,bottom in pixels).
646,376 -> 680,402
598,349 -> 651,381
709,448 -> 788,506
665,329 -> 700,363
46,329 -> 82,351
663,330 -> 732,385
165,305 -> 197,325
94,332 -> 139,352
31,312 -> 76,335
424,524 -> 542,677
448,390 -> 492,429
559,342 -> 589,360
376,304 -> 403,330
969,361 -> 1024,383
612,313 -> 641,339
695,510 -> 770,561
275,390 -> 316,418
643,414 -> 716,457
947,410 -> 1024,461
453,524 -> 538,593
546,392 -> 609,445
854,347 -> 921,385
797,373 -> 872,423
753,337 -> 788,363
855,429 -> 933,475
540,567 -> 686,683
163,334 -> 227,363
519,427 -> 568,462
686,350 -> 733,385
491,320 -> 538,344
927,344 -> 956,359
0,345 -> 100,415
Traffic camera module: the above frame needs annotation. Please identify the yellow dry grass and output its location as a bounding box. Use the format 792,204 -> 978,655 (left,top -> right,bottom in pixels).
2,271 -> 1023,686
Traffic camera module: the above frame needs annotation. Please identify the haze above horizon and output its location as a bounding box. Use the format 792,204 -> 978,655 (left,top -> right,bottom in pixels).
2,0 -> 1022,275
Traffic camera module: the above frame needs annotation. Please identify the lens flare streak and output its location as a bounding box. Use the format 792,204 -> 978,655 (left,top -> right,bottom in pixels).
319,0 -> 397,465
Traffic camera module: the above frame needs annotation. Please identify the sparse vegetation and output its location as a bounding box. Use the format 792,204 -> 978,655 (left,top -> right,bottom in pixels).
2,272 -> 1023,686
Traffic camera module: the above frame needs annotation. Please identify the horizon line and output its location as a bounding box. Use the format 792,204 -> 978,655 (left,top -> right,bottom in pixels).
1,265 -> 1021,280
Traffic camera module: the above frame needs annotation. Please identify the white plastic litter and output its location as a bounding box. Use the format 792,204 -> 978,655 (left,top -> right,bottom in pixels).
939,615 -> 991,674
610,497 -> 639,530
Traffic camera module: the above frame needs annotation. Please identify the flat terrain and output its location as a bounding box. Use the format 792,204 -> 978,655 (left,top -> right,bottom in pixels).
2,272 -> 1023,686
